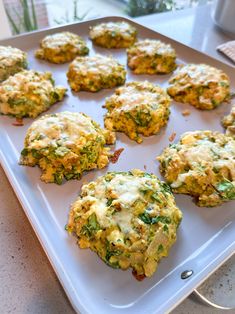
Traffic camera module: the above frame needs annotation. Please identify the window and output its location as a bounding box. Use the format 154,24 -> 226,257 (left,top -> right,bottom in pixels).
3,0 -> 211,35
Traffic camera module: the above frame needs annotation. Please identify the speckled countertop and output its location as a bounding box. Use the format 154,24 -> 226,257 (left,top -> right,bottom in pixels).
1,4 -> 235,314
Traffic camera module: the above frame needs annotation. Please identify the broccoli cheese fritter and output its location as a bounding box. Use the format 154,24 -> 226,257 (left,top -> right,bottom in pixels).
0,70 -> 66,118
35,32 -> 89,63
104,81 -> 171,143
20,111 -> 116,184
89,21 -> 137,48
127,39 -> 176,74
167,64 -> 230,110
67,55 -> 126,92
157,130 -> 235,207
67,169 -> 182,279
0,45 -> 27,82
222,105 -> 235,138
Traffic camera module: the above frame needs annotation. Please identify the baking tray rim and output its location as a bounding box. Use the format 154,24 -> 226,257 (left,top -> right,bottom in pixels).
0,15 -> 235,314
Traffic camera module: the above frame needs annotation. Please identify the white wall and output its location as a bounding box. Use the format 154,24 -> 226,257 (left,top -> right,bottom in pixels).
0,0 -> 11,39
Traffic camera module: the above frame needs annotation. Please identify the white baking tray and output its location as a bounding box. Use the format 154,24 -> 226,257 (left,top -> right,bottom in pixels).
0,16 -> 234,314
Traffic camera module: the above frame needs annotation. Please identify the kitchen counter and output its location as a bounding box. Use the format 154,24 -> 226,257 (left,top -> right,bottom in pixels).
136,4 -> 235,66
0,4 -> 234,314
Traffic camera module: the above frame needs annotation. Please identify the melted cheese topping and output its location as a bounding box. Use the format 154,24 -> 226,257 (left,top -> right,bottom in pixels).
128,39 -> 176,57
0,70 -> 52,98
67,54 -> 126,92
167,63 -> 230,109
69,55 -> 121,76
81,173 -> 156,229
169,64 -> 229,86
35,32 -> 88,63
85,174 -> 149,230
26,112 -> 98,149
127,39 -> 176,74
0,70 -> 66,118
21,111 -> 115,184
158,130 -> 235,206
90,21 -> 136,39
38,32 -> 86,50
67,169 -> 183,278
181,131 -> 234,172
0,45 -> 26,68
104,81 -> 171,143
110,174 -> 147,205
106,82 -> 169,112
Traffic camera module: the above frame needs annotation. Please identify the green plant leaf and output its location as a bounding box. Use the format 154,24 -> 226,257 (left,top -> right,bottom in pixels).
21,0 -> 32,31
30,0 -> 38,29
74,0 -> 78,20
5,7 -> 21,34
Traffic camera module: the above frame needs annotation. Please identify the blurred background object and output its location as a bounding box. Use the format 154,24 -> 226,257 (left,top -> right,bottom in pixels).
2,0 -> 212,35
3,0 -> 46,34
0,0 -> 11,38
212,0 -> 235,35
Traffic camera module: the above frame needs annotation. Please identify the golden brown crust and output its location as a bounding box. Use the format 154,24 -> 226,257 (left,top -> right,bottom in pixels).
104,81 -> 171,143
167,64 -> 230,110
157,130 -> 235,207
35,32 -> 89,63
127,39 -> 176,74
67,55 -> 126,92
67,169 -> 182,278
20,111 -> 116,184
89,21 -> 137,48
